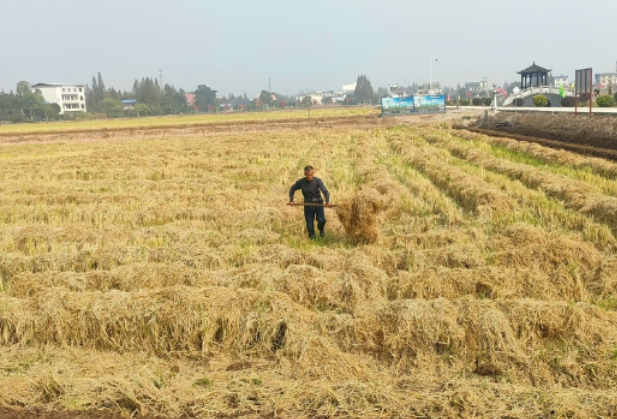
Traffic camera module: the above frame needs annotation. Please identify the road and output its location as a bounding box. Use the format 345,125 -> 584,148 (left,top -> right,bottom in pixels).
447,105 -> 617,115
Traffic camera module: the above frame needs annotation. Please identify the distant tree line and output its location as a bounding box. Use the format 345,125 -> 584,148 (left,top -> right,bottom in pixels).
86,72 -> 191,117
0,73 -> 224,122
2,72 -> 496,123
0,81 -> 61,123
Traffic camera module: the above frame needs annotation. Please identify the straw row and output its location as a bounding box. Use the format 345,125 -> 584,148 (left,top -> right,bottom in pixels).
423,131 -> 617,232
389,135 -> 517,218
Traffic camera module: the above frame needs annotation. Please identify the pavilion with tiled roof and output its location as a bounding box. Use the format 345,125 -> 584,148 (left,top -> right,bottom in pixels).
517,62 -> 552,89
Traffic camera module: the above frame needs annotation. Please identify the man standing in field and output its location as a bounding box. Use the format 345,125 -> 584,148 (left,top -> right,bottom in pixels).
288,166 -> 331,240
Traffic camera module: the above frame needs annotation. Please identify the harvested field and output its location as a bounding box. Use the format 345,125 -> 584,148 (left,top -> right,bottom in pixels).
0,107 -> 375,135
1,110 -> 617,418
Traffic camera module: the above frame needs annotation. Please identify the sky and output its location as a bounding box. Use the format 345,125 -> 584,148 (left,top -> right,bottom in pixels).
1,0 -> 616,96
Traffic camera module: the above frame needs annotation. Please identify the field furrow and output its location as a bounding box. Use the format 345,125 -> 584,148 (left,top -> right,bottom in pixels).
456,129 -> 617,180
422,129 -> 617,233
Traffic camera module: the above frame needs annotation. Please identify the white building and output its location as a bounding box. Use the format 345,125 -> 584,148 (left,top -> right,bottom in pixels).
31,83 -> 87,114
342,82 -> 356,93
553,75 -> 569,88
595,73 -> 617,90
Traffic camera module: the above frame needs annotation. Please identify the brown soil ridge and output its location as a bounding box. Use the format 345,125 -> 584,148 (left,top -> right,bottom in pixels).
462,127 -> 617,161
0,115 -> 390,146
0,114 -> 377,139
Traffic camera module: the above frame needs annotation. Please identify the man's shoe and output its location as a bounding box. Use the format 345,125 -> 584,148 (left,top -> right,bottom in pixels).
319,230 -> 325,238
309,235 -> 316,240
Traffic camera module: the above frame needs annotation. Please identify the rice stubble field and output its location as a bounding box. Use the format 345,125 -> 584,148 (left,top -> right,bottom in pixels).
1,110 -> 616,418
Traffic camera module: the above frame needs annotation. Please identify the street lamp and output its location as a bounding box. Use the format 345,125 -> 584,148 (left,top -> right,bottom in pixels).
429,56 -> 438,95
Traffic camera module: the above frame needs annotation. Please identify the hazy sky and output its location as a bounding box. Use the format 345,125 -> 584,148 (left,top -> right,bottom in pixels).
1,0 -> 616,96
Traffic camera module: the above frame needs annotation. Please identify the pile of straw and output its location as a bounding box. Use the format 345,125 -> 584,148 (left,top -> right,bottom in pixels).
336,187 -> 384,244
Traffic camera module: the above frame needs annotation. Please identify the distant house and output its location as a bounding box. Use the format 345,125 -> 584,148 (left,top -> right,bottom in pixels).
185,92 -> 195,106
418,82 -> 441,95
122,99 -> 136,110
342,82 -> 356,94
595,73 -> 617,89
465,82 -> 482,92
553,75 -> 569,88
31,83 -> 87,114
185,92 -> 197,111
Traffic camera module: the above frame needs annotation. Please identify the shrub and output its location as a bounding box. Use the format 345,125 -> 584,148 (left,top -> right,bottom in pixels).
561,96 -> 576,107
10,115 -> 28,123
459,99 -> 471,106
532,95 -> 549,107
483,98 -> 493,106
472,98 -> 484,106
513,98 -> 524,107
596,95 -> 616,108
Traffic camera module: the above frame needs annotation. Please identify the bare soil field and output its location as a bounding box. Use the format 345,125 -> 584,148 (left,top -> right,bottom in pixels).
1,109 -> 616,418
471,112 -> 617,159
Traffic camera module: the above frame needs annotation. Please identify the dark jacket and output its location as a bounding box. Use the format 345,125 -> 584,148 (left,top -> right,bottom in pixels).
289,177 -> 330,203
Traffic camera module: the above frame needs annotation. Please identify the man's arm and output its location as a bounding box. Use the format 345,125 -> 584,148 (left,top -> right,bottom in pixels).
289,180 -> 301,203
317,179 -> 330,203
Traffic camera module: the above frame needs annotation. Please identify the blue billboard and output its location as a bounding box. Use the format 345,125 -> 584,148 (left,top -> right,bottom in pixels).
381,97 -> 415,116
414,95 -> 447,113
381,95 -> 446,116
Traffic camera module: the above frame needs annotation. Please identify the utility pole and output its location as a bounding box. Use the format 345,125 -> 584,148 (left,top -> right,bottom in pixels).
158,69 -> 163,92
429,57 -> 438,95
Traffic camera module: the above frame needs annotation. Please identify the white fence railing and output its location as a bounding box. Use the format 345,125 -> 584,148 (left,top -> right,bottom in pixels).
503,86 -> 574,106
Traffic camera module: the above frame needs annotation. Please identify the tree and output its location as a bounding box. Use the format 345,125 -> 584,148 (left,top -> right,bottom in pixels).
101,97 -> 124,118
301,96 -> 312,107
0,91 -> 26,122
354,75 -> 375,104
16,81 -> 32,96
15,81 -> 45,120
259,90 -> 274,107
93,73 -> 106,111
86,72 -> 108,113
135,77 -> 161,108
96,72 -> 105,92
194,84 -> 217,112
375,87 -> 388,99
176,88 -> 189,113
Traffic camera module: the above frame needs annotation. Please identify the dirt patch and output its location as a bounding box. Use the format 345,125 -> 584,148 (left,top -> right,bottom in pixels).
461,112 -> 617,160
